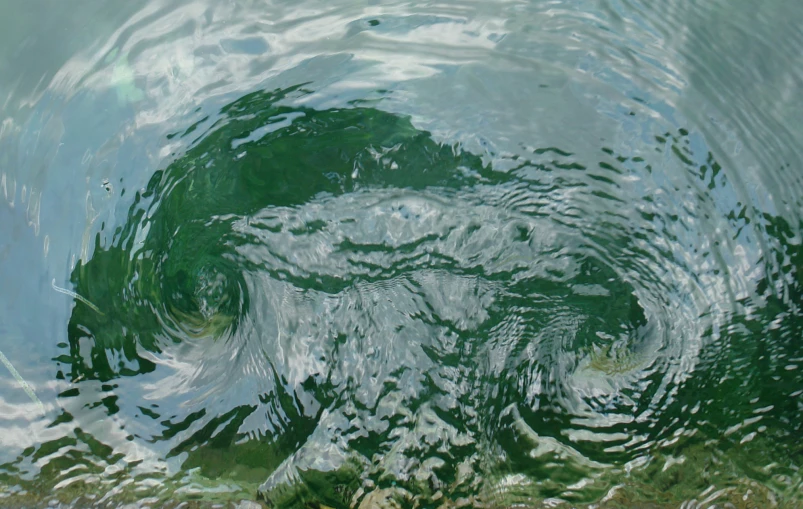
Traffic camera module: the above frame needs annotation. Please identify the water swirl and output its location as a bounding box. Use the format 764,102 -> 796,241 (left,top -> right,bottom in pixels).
0,0 -> 801,507
48,84 -> 800,506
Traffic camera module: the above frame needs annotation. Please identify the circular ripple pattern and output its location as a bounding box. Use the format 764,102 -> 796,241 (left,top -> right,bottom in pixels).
56,87 -> 802,507
0,0 -> 801,507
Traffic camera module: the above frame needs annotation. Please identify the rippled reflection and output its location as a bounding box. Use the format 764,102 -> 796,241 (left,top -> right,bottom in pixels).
0,0 -> 802,507
20,85 -> 791,507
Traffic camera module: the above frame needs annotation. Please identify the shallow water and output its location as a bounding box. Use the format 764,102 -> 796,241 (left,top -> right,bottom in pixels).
1,0 -> 802,507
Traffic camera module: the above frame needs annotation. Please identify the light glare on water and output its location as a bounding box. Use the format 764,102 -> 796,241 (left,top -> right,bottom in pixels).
0,0 -> 802,508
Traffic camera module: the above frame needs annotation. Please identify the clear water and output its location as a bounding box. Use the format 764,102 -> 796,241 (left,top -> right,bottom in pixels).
1,1 -> 802,507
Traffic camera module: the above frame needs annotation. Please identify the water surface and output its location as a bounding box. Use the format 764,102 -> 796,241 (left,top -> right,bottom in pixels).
1,0 -> 802,507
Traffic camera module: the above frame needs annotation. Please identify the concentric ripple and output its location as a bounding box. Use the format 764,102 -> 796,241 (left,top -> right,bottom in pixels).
48,84 -> 801,507
0,0 -> 801,507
